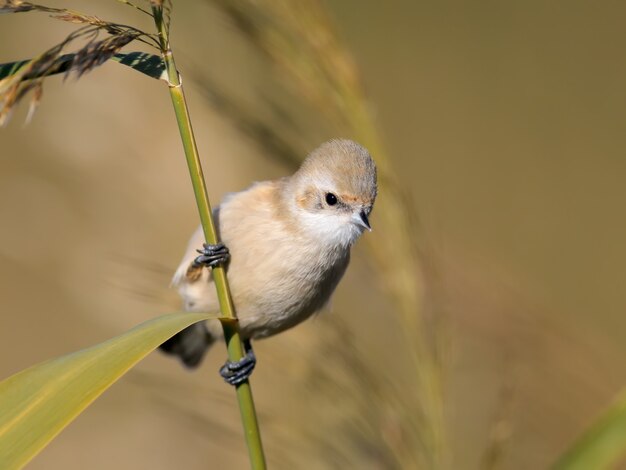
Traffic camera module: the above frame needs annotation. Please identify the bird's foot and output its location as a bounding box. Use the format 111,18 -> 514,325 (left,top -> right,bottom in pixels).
219,341 -> 256,386
192,242 -> 230,269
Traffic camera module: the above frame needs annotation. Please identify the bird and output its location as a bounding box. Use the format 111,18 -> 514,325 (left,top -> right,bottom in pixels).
160,139 -> 377,385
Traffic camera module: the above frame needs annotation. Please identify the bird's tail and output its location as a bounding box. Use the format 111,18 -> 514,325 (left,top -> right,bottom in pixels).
159,321 -> 214,368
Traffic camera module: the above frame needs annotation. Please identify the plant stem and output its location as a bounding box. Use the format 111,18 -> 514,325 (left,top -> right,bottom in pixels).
152,6 -> 266,469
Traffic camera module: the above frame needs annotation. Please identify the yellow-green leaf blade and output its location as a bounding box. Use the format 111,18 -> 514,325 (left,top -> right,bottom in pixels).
0,312 -> 217,470
553,390 -> 626,470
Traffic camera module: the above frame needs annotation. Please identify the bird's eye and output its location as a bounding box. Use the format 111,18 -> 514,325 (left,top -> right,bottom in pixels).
325,193 -> 338,206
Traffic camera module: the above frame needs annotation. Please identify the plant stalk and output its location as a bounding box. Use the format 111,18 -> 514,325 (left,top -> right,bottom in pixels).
152,6 -> 266,469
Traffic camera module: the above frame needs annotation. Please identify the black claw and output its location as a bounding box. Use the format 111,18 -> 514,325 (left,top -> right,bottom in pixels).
219,341 -> 256,386
192,242 -> 230,269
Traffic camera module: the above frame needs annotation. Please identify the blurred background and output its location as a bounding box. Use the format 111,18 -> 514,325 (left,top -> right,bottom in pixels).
1,1 -> 626,468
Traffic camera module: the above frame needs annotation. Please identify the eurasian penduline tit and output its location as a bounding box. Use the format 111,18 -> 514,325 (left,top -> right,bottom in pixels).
160,139 -> 377,385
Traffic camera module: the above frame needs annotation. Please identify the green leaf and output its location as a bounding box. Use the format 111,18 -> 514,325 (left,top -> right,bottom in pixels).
553,390 -> 626,470
0,312 -> 218,469
111,52 -> 167,81
0,52 -> 166,82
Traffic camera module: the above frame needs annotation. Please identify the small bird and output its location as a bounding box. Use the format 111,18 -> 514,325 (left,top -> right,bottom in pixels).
160,139 -> 377,385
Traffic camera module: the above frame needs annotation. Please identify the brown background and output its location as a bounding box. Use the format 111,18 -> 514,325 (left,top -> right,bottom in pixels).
1,1 -> 625,468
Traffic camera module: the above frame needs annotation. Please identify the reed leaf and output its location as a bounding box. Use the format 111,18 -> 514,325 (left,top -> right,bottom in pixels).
552,390 -> 626,470
0,312 -> 217,470
0,52 -> 166,82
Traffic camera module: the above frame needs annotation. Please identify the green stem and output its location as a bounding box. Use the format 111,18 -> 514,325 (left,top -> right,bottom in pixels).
152,6 -> 266,469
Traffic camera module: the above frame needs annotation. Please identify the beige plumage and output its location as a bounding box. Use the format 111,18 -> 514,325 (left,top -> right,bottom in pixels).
161,139 -> 377,368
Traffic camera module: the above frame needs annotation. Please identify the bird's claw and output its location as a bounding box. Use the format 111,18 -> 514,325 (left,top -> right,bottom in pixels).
192,242 -> 230,269
219,344 -> 256,386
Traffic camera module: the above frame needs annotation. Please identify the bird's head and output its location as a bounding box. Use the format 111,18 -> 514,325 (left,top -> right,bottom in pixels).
288,139 -> 377,248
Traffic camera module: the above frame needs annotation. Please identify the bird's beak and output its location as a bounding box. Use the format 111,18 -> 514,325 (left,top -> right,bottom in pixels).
354,210 -> 372,231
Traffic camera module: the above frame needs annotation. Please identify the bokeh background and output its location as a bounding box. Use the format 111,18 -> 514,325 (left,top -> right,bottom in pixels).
1,1 -> 626,469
